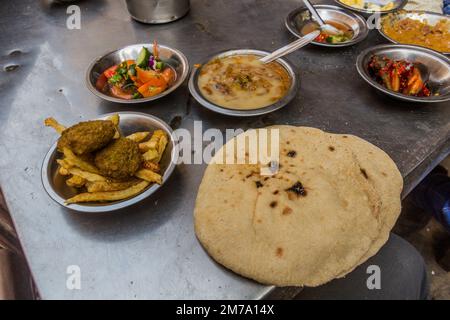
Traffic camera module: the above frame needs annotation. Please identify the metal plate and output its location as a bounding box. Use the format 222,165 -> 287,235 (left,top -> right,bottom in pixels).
379,11 -> 450,55
188,49 -> 299,117
335,0 -> 407,15
41,112 -> 178,213
86,44 -> 190,104
356,44 -> 450,103
286,5 -> 369,47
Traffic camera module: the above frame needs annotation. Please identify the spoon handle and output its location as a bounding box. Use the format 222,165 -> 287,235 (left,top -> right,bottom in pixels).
259,30 -> 320,64
302,0 -> 325,26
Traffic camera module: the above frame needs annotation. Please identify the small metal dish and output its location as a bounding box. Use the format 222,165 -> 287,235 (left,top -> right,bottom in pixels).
356,44 -> 450,103
41,112 -> 178,213
188,49 -> 299,117
334,0 -> 407,15
285,5 -> 369,47
86,44 -> 189,104
379,11 -> 450,55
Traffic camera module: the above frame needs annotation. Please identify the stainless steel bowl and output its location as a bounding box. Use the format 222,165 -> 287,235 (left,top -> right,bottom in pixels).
356,44 -> 450,103
334,0 -> 407,15
285,5 -> 369,47
86,44 -> 189,104
379,11 -> 450,55
188,49 -> 299,117
41,112 -> 178,213
125,0 -> 190,24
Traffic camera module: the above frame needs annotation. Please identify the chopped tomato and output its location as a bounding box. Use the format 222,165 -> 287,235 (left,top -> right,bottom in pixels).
110,86 -> 133,100
95,73 -> 108,91
103,65 -> 118,78
161,67 -> 175,85
136,67 -> 163,84
315,33 -> 327,43
138,77 -> 167,98
130,75 -> 144,87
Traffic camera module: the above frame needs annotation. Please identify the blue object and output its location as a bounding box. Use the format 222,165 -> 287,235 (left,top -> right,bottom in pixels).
411,167 -> 450,233
444,0 -> 450,15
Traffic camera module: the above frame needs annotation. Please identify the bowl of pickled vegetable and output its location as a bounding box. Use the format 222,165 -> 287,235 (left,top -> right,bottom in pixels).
86,41 -> 189,103
356,44 -> 450,103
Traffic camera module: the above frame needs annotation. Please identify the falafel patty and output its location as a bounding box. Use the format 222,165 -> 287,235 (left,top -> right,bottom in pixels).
94,138 -> 142,180
57,120 -> 116,155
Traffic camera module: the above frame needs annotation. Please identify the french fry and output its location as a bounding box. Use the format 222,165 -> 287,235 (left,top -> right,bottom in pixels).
63,148 -> 100,174
44,117 -> 66,134
86,180 -> 140,193
57,159 -> 73,169
142,161 -> 160,173
107,114 -> 120,126
66,175 -> 87,188
107,114 -> 121,138
139,130 -> 166,152
142,148 -> 159,162
66,180 -> 150,204
135,169 -> 162,184
155,134 -> 168,163
67,168 -> 106,182
57,160 -> 106,182
59,167 -> 70,176
126,132 -> 150,143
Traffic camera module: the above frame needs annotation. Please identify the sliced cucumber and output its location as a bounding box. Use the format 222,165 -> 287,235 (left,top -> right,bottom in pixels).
136,47 -> 151,68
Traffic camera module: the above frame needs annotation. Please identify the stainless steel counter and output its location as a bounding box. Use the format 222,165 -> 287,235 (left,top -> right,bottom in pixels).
0,0 -> 448,299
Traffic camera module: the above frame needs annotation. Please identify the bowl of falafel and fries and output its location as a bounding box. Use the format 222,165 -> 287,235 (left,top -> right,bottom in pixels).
41,112 -> 178,212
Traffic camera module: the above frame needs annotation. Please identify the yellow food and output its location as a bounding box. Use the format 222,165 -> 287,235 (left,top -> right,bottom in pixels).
63,148 -> 100,174
126,132 -> 150,143
67,168 -> 106,182
198,55 -> 291,110
340,0 -> 394,11
66,175 -> 87,188
57,160 -> 106,182
44,117 -> 66,134
139,130 -> 166,152
57,159 -> 73,169
382,16 -> 450,53
86,180 -> 140,193
107,114 -> 121,139
142,161 -> 160,173
135,169 -> 162,184
59,167 -> 70,176
140,130 -> 168,163
46,115 -> 169,205
155,134 -> 168,163
66,181 -> 150,204
142,148 -> 159,162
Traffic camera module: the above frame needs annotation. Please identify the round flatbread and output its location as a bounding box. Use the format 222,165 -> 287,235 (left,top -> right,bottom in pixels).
194,126 -> 383,286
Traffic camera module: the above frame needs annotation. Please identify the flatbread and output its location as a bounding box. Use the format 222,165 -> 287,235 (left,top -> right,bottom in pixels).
333,134 -> 403,277
194,126 -> 384,286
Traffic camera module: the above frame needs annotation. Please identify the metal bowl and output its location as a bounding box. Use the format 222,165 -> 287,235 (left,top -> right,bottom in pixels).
285,5 -> 369,47
379,11 -> 450,55
334,0 -> 407,15
41,112 -> 178,213
188,49 -> 299,117
356,44 -> 450,103
86,44 -> 189,104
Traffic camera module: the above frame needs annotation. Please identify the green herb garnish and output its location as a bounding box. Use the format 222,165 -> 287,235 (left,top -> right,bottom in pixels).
108,73 -> 123,85
132,92 -> 143,99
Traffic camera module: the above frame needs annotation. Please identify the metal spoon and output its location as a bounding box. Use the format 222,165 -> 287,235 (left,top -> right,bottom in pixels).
259,30 -> 320,64
302,0 -> 343,36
